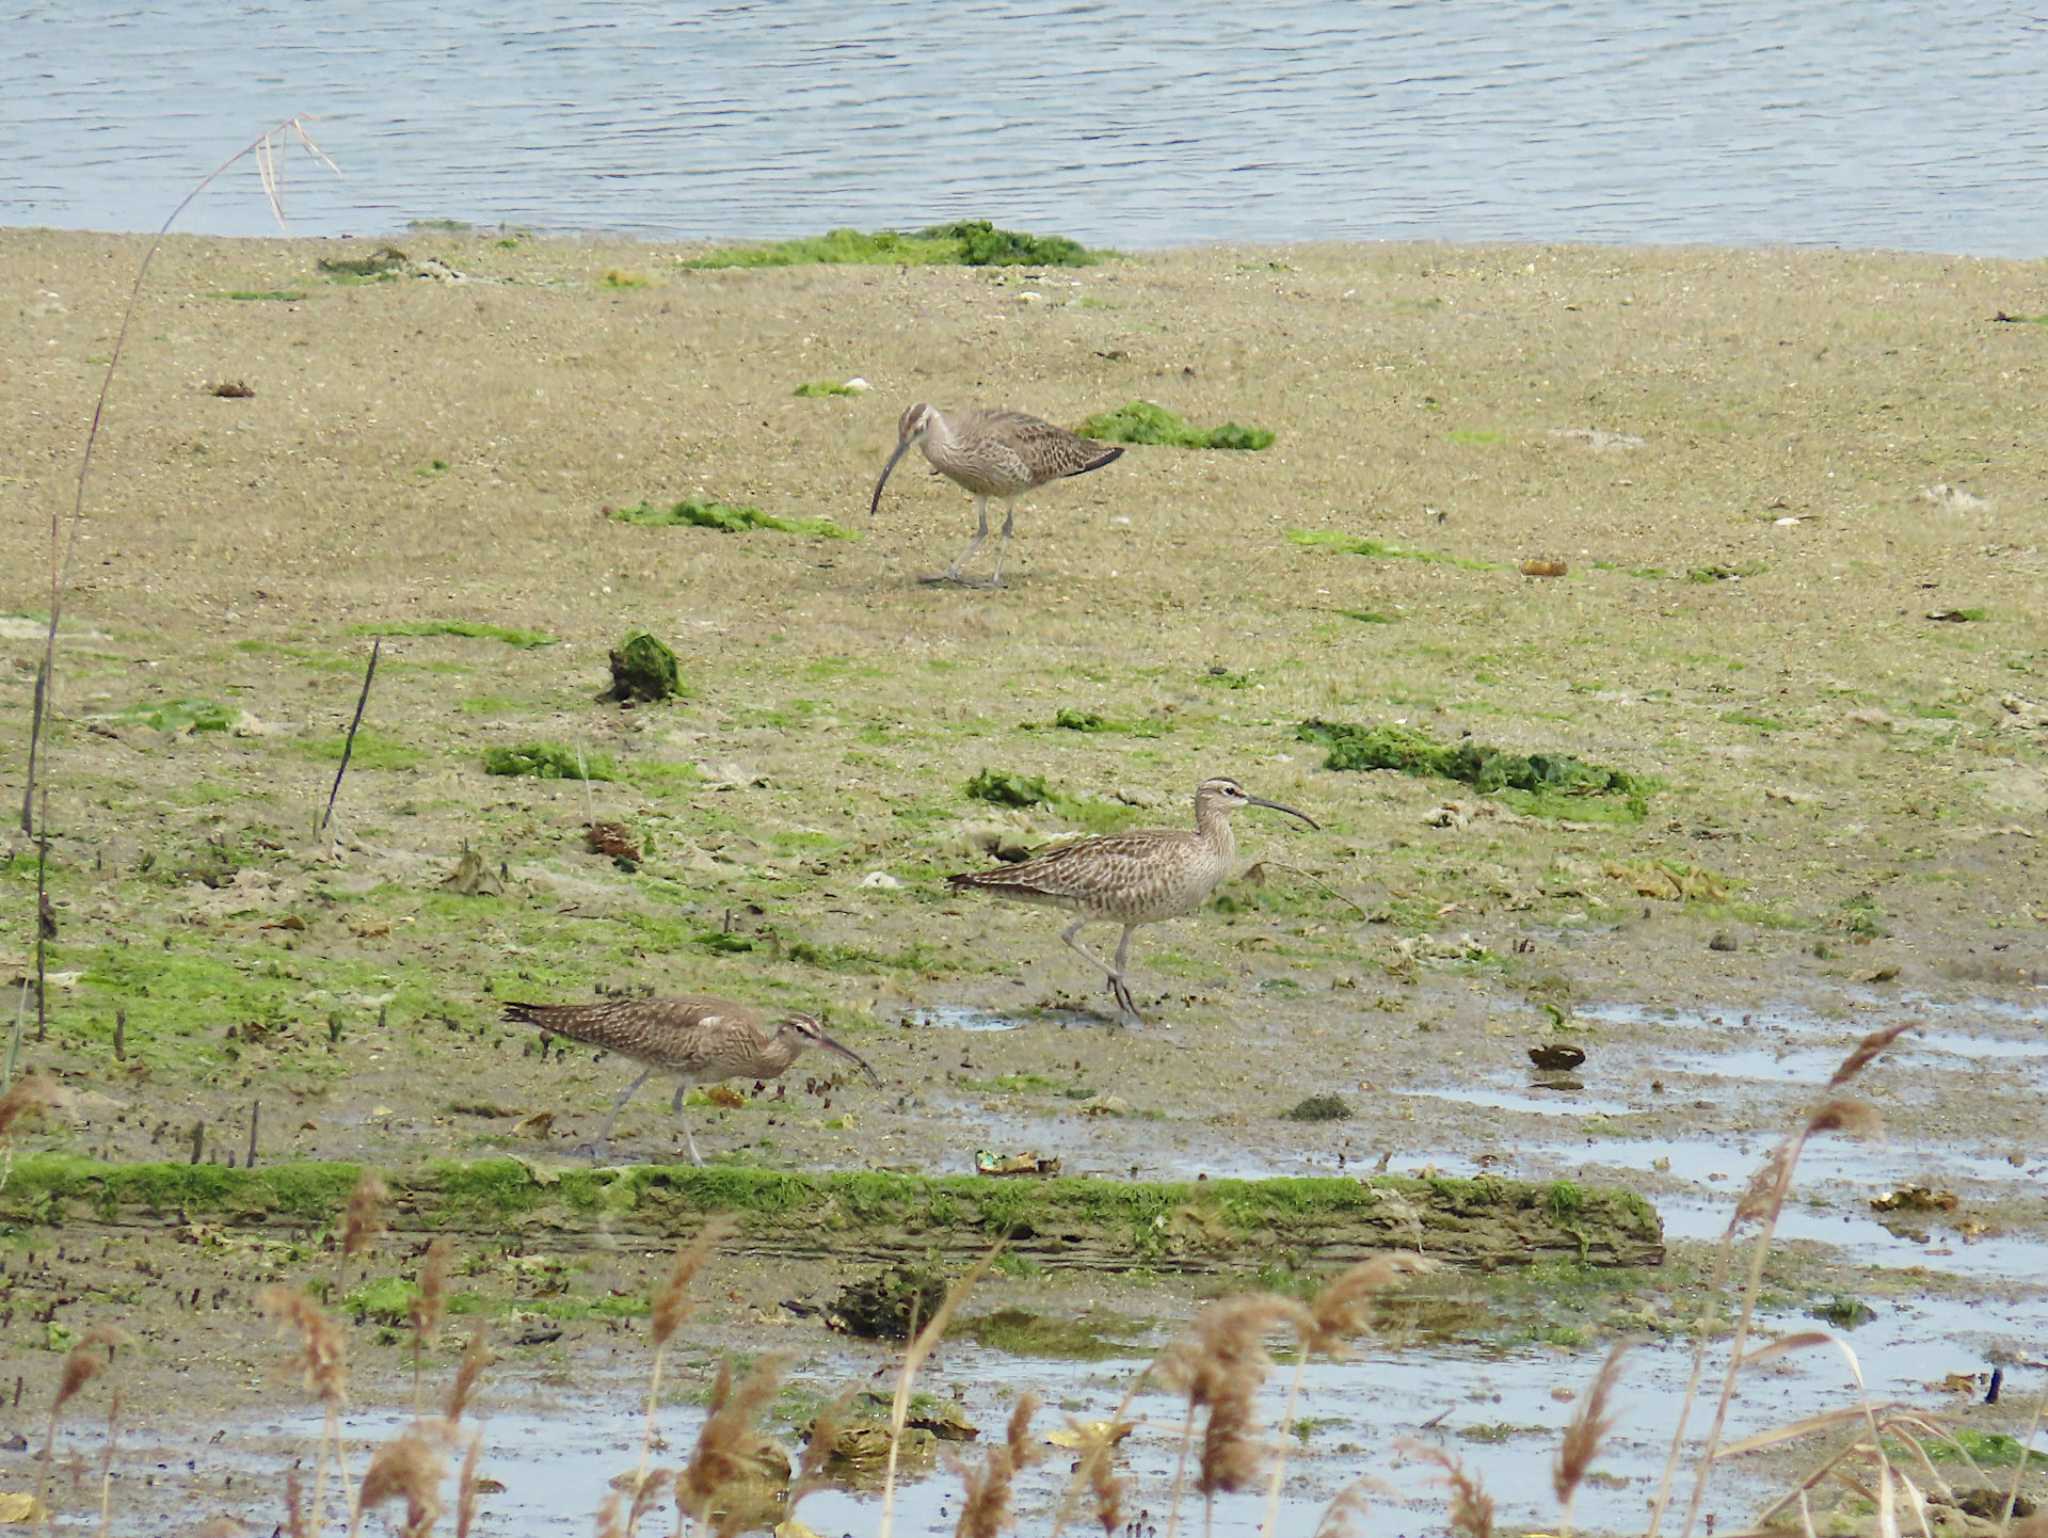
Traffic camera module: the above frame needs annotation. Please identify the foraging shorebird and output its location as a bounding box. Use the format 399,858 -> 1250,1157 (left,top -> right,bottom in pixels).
869,403 -> 1123,586
946,777 -> 1318,1024
503,995 -> 881,1164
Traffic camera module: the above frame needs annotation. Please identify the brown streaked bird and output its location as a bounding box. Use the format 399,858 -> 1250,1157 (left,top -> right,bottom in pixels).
945,777 -> 1318,1025
869,403 -> 1123,586
502,995 -> 881,1165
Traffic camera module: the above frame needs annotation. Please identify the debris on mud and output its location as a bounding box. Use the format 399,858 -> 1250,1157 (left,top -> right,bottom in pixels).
1605,859 -> 1727,902
1870,1185 -> 1960,1215
1077,400 -> 1274,451
1810,1294 -> 1877,1329
829,1263 -> 951,1340
1528,1044 -> 1586,1072
317,244 -> 411,278
209,379 -> 254,398
440,845 -> 505,896
682,220 -> 1100,270
960,1308 -> 1143,1361
1519,557 -> 1569,577
604,628 -> 680,703
974,1149 -> 1062,1176
1283,1094 -> 1353,1122
584,820 -> 642,866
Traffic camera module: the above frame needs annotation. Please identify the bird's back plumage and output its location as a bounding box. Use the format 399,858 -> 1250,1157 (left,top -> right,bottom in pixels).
502,995 -> 760,1076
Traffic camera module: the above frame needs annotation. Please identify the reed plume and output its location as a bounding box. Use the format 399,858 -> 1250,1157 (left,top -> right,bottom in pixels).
1554,1340 -> 1631,1535
639,1217 -> 734,1490
341,1172 -> 388,1259
877,1250 -> 998,1538
950,1390 -> 1040,1538
444,1326 -> 492,1426
1152,1293 -> 1308,1535
678,1354 -> 788,1529
352,1424 -> 447,1538
410,1237 -> 454,1410
1405,1442 -> 1494,1538
38,1326 -> 126,1530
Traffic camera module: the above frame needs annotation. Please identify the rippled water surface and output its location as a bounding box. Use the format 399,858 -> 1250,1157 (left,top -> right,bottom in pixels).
4,1 -> 2046,253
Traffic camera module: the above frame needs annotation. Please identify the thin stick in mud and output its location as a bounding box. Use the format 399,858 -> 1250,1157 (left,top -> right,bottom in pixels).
322,639 -> 382,834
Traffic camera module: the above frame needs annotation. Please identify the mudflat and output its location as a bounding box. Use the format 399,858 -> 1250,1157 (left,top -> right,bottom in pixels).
2,227 -> 2044,1532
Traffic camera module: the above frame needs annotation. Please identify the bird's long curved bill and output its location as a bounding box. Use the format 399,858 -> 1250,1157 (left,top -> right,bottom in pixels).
817,1028 -> 883,1087
1248,796 -> 1320,830
869,437 -> 915,518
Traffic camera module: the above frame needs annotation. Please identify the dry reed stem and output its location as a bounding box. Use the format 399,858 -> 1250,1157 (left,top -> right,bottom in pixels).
1648,1022 -> 1912,1538
258,1283 -> 351,1535
1045,1387 -> 1141,1538
410,1237 -> 454,1411
1151,1293 -> 1307,1533
1309,1476 -> 1396,1538
352,1425 -> 448,1538
1260,1257 -> 1433,1536
950,1391 -> 1039,1538
284,1465 -> 307,1538
0,1071 -> 62,1139
341,1172 -> 389,1259
93,1388 -> 122,1538
453,1433 -> 483,1538
638,1217 -> 735,1495
678,1354 -> 787,1528
36,1327 -> 125,1533
444,1326 -> 492,1426
877,1249 -> 1000,1538
788,1385 -> 858,1517
1555,1339 -> 1632,1534
1402,1441 -> 1495,1538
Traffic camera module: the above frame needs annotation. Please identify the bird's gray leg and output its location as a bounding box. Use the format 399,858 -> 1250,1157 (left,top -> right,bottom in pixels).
943,496 -> 990,582
670,1079 -> 706,1167
1109,925 -> 1142,1022
988,500 -> 1017,587
579,1065 -> 655,1161
1062,919 -> 1142,1024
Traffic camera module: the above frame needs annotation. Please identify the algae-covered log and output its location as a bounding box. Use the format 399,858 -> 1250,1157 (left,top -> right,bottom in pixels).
0,1158 -> 1661,1272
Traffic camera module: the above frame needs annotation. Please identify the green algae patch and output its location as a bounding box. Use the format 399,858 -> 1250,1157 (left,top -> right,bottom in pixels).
966,768 -> 1054,808
1297,719 -> 1648,821
681,220 -> 1101,270
1,1157 -> 1662,1272
611,499 -> 855,539
118,698 -> 235,733
793,380 -> 862,398
1077,401 -> 1274,451
482,742 -> 617,780
1286,529 -> 1502,570
348,619 -> 555,648
958,1306 -> 1146,1360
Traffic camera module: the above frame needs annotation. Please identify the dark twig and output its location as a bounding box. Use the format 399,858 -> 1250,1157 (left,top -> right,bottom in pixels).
35,791 -> 51,1045
321,640 -> 381,834
247,1101 -> 261,1169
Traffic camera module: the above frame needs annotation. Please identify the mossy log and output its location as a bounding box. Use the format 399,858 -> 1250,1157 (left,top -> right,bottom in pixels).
0,1157 -> 1662,1272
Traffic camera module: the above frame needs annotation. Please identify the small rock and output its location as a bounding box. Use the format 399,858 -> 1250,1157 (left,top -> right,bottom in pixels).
1283,1093 -> 1352,1123
605,629 -> 680,703
1708,932 -> 1739,953
1528,1043 -> 1586,1071
859,871 -> 902,890
842,376 -> 871,393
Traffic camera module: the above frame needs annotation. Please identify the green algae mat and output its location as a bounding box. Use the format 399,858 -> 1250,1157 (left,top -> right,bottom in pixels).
1,1158 -> 1662,1272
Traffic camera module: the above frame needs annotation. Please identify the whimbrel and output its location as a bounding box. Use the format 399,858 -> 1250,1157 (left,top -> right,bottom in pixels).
945,777 -> 1318,1024
502,995 -> 880,1164
869,403 -> 1123,586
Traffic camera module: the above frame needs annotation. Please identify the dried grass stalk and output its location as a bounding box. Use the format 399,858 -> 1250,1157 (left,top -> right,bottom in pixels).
1404,1441 -> 1495,1538
444,1326 -> 492,1426
678,1354 -> 787,1523
258,1285 -> 349,1406
411,1238 -> 453,1342
653,1216 -> 734,1348
37,1325 -> 128,1525
790,1386 -> 857,1514
1153,1295 -> 1307,1518
1310,1477 -> 1395,1538
0,1071 -> 62,1138
454,1433 -> 483,1538
354,1425 -> 448,1538
951,1391 -> 1039,1538
1075,1417 -> 1127,1537
342,1172 -> 389,1259
285,1465 -> 307,1538
1555,1340 -> 1631,1530
878,1250 -> 999,1538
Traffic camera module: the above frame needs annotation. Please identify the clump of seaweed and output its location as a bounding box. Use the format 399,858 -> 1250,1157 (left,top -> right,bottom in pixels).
680,220 -> 1101,269
482,742 -> 617,780
605,629 -> 681,703
1297,718 -> 1646,818
609,498 -> 855,539
831,1263 -> 951,1341
965,768 -> 1055,809
1077,400 -> 1274,450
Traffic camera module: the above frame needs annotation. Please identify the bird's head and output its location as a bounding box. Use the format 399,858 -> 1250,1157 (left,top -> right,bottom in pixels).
777,1013 -> 883,1087
1196,776 -> 1320,829
871,403 -> 942,518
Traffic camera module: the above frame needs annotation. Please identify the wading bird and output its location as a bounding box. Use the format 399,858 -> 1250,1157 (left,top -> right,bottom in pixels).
504,995 -> 880,1164
869,403 -> 1123,586
946,777 -> 1318,1024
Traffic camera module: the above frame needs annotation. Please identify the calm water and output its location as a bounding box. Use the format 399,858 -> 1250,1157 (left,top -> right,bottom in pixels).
3,1 -> 2046,255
